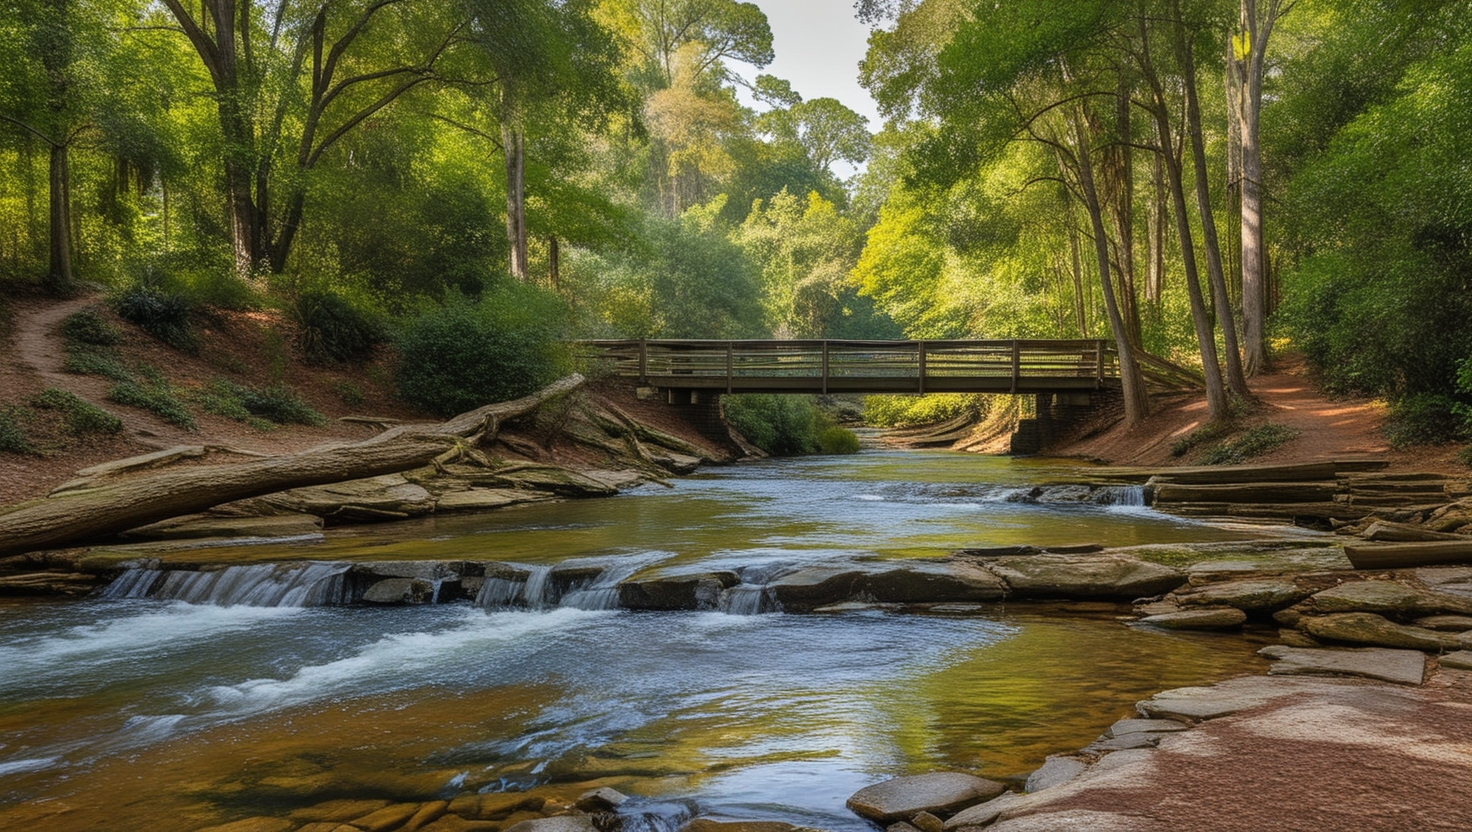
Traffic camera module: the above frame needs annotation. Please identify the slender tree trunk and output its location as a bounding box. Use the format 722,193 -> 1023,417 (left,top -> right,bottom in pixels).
46,141 -> 73,292
548,235 -> 560,289
1147,151 -> 1166,304
1225,39 -> 1243,304
1070,110 -> 1150,425
1109,78 -> 1141,347
1237,0 -> 1283,376
1068,206 -> 1087,336
502,103 -> 528,281
269,187 -> 306,274
1175,7 -> 1250,400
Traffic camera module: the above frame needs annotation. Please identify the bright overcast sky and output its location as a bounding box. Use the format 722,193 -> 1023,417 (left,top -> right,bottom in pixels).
740,0 -> 881,127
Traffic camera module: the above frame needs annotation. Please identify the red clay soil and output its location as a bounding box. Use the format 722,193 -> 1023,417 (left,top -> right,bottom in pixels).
1057,353 -> 1467,474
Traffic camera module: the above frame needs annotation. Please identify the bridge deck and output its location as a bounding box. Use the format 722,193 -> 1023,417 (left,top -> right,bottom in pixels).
583,339 -> 1125,395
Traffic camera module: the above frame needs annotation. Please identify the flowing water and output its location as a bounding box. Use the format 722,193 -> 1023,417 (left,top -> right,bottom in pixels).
0,452 -> 1297,830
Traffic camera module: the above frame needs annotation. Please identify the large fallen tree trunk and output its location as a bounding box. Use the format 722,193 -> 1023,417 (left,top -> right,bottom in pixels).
0,375 -> 585,557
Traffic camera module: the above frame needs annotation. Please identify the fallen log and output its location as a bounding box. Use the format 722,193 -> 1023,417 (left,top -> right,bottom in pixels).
0,375 -> 584,557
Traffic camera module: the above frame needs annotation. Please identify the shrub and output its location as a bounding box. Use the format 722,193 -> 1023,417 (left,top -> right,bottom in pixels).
113,285 -> 198,352
1170,422 -> 1232,457
291,289 -> 386,364
334,380 -> 365,408
109,381 -> 196,429
393,286 -> 571,417
817,425 -> 861,454
1383,394 -> 1464,448
0,409 -> 33,454
63,350 -> 134,382
194,378 -> 326,426
723,394 -> 821,456
863,394 -> 981,428
31,388 -> 124,436
60,309 -> 121,347
1199,423 -> 1298,465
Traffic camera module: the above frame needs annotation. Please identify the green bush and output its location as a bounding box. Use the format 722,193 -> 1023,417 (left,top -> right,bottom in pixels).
61,309 -> 121,347
63,350 -> 135,382
0,409 -> 33,454
817,425 -> 861,454
393,286 -> 571,417
723,394 -> 822,456
863,394 -> 981,428
291,289 -> 386,364
334,380 -> 365,408
1383,394 -> 1464,449
1199,423 -> 1298,465
109,380 -> 196,430
113,285 -> 198,353
194,379 -> 326,426
1170,422 -> 1232,457
31,388 -> 124,436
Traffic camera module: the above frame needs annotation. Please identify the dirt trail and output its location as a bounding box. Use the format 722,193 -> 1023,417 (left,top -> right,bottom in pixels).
1056,354 -> 1464,473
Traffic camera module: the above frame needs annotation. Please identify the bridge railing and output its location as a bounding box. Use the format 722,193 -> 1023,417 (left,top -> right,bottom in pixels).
580,339 -> 1120,394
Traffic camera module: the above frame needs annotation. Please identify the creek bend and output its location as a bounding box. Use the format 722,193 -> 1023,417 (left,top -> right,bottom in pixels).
0,451 -> 1305,830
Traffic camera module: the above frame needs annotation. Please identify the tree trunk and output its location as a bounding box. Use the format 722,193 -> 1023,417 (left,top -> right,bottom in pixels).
502,101 -> 529,281
548,235 -> 560,289
1067,202 -> 1087,336
46,141 -> 73,293
1070,109 -> 1150,425
0,375 -> 585,557
1175,9 -> 1250,400
1237,0 -> 1283,376
1109,77 -> 1141,347
1147,151 -> 1167,305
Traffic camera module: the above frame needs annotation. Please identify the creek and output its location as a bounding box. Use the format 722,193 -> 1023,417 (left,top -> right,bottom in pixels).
0,451 -> 1299,830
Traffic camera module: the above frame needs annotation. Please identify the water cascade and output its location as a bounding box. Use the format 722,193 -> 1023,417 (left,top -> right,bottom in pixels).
101,562 -> 356,607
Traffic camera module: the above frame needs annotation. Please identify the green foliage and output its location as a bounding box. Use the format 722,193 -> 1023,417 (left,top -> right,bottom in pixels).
817,425 -> 861,454
109,380 -> 196,430
290,289 -> 386,365
31,388 -> 123,436
1383,394 -> 1465,449
723,394 -> 822,456
1170,422 -> 1233,458
63,349 -> 134,382
0,408 -> 34,454
112,285 -> 198,353
1198,424 -> 1299,465
60,309 -> 121,347
194,379 -> 327,426
863,394 -> 981,428
394,285 -> 572,417
334,380 -> 365,408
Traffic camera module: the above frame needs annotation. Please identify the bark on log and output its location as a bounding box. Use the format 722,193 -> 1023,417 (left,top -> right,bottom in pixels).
0,375 -> 584,557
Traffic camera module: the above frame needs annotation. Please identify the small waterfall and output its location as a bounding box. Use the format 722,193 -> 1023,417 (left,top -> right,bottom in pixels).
717,564 -> 786,615
559,562 -> 639,611
101,562 -> 354,607
1092,485 -> 1148,507
476,565 -> 555,610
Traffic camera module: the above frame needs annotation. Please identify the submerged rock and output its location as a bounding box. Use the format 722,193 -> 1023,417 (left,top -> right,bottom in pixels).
1137,607 -> 1247,629
574,788 -> 628,812
503,818 -> 599,832
846,772 -> 1007,823
361,577 -> 436,605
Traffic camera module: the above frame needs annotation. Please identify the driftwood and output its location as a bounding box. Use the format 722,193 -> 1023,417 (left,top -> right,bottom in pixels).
0,375 -> 585,557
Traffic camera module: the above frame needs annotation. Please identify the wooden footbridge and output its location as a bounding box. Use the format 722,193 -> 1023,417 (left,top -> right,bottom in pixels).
582,339 -> 1198,396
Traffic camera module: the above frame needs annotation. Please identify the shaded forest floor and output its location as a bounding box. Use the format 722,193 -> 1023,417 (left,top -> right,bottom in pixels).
1055,353 -> 1468,475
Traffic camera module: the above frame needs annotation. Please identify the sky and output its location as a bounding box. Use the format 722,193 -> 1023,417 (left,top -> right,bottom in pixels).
739,0 -> 882,127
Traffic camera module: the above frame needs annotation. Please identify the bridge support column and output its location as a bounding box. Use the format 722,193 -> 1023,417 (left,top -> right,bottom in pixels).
1009,389 -> 1125,455
663,389 -> 729,441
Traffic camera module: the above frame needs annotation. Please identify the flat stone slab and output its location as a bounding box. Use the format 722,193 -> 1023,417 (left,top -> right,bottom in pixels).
1260,645 -> 1426,685
1082,733 -> 1162,754
1105,718 -> 1189,737
435,489 -> 553,512
1176,578 -> 1311,611
503,818 -> 599,832
1138,607 -> 1247,629
847,772 -> 1007,823
1439,650 -> 1472,670
1025,757 -> 1087,792
1302,612 -> 1463,650
1137,677 -> 1326,722
1308,580 -> 1472,616
984,555 -> 1184,600
1414,614 -> 1472,631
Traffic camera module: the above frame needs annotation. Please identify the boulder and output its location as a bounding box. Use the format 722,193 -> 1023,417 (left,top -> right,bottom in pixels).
503,818 -> 599,832
361,577 -> 436,605
984,555 -> 1184,600
618,572 -> 739,611
769,568 -> 867,612
1025,757 -> 1086,792
846,772 -> 1007,823
911,812 -> 945,832
1440,650 -> 1472,670
1259,645 -> 1426,685
1137,607 -> 1247,629
941,793 -> 1027,831
1174,578 -> 1311,612
1081,733 -> 1161,754
1414,614 -> 1472,631
352,803 -> 422,832
574,788 -> 628,813
447,793 -> 545,820
1306,580 -> 1472,616
1301,612 -> 1463,651
857,562 -> 1007,604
